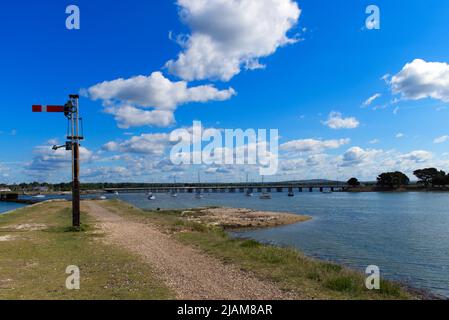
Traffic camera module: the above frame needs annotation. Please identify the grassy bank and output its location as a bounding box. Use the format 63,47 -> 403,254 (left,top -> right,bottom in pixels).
0,201 -> 173,300
101,200 -> 417,300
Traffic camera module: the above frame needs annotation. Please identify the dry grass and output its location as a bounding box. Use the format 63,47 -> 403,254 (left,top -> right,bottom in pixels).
101,200 -> 416,300
0,201 -> 173,300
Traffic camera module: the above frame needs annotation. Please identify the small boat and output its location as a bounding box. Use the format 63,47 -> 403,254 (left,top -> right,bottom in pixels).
259,192 -> 272,200
245,174 -> 253,197
195,193 -> 203,199
33,194 -> 46,199
259,176 -> 271,199
114,191 -> 119,196
171,177 -> 178,198
288,192 -> 295,197
194,172 -> 203,199
148,193 -> 156,200
99,196 -> 107,200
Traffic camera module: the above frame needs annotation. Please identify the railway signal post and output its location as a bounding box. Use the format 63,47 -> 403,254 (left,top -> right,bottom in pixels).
32,94 -> 84,228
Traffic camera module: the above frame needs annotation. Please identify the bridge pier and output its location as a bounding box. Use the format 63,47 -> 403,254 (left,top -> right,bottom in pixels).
104,184 -> 339,195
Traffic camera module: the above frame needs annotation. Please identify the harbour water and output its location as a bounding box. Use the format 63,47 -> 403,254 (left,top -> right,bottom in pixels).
3,191 -> 449,297
120,191 -> 449,298
0,202 -> 26,214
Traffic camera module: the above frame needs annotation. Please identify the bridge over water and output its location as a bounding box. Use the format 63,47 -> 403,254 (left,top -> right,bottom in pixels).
105,183 -> 346,194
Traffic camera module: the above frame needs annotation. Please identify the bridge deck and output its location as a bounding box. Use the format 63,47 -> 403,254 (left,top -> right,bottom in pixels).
104,185 -> 346,193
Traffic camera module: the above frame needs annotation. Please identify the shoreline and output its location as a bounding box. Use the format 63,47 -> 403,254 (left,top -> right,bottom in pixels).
154,204 -> 441,299
179,207 -> 311,231
0,199 -> 442,300
0,199 -> 66,216
229,229 -> 443,300
345,186 -> 449,193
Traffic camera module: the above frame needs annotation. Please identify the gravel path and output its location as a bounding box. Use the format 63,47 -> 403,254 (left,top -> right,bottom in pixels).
85,201 -> 298,300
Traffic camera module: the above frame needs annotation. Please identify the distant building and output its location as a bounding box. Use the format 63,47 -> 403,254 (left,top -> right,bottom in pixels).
0,188 -> 12,193
33,186 -> 49,192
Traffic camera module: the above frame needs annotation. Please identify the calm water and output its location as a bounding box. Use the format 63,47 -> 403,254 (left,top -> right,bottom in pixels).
120,191 -> 449,298
0,193 -> 106,215
0,202 -> 26,214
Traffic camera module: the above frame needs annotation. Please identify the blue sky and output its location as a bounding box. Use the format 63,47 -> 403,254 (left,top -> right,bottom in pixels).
1,0 -> 449,183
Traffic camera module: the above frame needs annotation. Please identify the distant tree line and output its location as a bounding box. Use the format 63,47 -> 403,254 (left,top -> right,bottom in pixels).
1,182 -> 189,192
376,172 -> 410,188
413,168 -> 449,188
347,167 -> 449,189
2,168 -> 449,192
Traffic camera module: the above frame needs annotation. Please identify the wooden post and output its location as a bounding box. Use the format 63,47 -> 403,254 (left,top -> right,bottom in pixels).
70,94 -> 81,228
72,141 -> 81,227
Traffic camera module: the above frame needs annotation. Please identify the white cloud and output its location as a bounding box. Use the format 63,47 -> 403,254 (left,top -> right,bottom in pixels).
393,106 -> 400,115
102,141 -> 119,152
381,74 -> 391,83
275,142 -> 447,181
280,138 -> 350,153
434,135 -> 449,144
391,59 -> 449,102
369,139 -> 380,145
166,0 -> 301,81
89,72 -> 235,110
306,154 -> 329,167
399,150 -> 433,163
205,166 -> 233,174
362,93 -> 381,107
82,166 -> 132,180
88,72 -> 236,128
341,147 -> 382,167
396,133 -> 405,139
103,133 -> 173,155
105,106 -> 175,129
25,145 -> 94,179
323,112 -> 360,130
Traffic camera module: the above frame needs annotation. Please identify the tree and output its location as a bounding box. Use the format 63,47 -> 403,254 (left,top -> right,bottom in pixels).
347,178 -> 361,187
414,168 -> 446,187
377,171 -> 410,188
432,174 -> 447,187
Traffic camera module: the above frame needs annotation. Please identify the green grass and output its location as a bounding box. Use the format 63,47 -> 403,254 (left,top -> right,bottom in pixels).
100,200 -> 416,300
0,202 -> 174,300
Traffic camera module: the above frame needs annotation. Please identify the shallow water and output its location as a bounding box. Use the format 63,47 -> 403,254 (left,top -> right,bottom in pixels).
0,202 -> 26,214
120,191 -> 449,298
